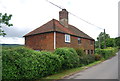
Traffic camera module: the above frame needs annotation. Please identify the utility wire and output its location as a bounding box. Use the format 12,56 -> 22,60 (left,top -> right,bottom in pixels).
69,12 -> 104,30
46,0 -> 63,9
46,0 -> 104,30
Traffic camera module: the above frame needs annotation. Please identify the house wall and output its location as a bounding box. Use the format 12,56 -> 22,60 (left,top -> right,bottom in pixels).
25,32 -> 54,51
25,32 -> 95,54
56,32 -> 95,54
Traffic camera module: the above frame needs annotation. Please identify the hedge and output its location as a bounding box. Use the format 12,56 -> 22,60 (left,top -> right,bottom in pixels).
54,47 -> 79,69
2,47 -> 80,80
3,46 -> 117,80
95,47 -> 118,59
75,48 -> 102,66
2,47 -> 62,80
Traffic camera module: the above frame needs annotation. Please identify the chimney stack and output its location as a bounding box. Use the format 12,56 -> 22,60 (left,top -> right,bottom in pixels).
59,9 -> 69,28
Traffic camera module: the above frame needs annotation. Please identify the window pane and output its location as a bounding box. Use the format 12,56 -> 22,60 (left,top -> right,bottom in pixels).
65,34 -> 70,43
78,38 -> 81,44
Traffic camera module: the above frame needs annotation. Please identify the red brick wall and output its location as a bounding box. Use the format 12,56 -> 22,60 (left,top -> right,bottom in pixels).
25,32 -> 54,51
25,32 -> 95,53
56,32 -> 95,54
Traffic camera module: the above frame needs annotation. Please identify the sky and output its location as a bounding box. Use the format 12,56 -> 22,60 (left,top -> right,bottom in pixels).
0,0 -> 119,45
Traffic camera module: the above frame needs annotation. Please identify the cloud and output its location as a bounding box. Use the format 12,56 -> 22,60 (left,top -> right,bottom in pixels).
2,26 -> 30,37
0,0 -> 119,44
0,37 -> 24,45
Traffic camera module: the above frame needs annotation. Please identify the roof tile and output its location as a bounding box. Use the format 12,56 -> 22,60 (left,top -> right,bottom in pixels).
24,19 -> 94,40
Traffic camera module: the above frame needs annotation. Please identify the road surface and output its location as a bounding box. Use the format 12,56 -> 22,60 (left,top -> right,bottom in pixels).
64,53 -> 118,79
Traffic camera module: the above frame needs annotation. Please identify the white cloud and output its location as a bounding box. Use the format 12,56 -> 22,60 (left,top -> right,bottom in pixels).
0,37 -> 24,45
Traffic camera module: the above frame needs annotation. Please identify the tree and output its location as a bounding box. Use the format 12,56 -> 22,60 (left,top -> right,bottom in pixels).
0,13 -> 13,36
96,32 -> 110,49
115,37 -> 120,49
106,38 -> 115,47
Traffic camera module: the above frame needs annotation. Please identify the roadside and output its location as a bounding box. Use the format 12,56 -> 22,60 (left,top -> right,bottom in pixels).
40,53 -> 118,81
64,53 -> 118,79
40,60 -> 102,80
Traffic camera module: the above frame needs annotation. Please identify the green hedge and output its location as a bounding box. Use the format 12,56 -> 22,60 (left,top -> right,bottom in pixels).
3,46 -> 117,80
54,48 -> 79,69
94,54 -> 102,61
2,47 -> 62,80
95,47 -> 118,59
2,47 -> 80,80
75,48 -> 85,56
75,48 -> 101,66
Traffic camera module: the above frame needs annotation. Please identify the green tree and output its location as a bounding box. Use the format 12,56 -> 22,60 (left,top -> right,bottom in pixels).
0,13 -> 13,36
106,38 -> 115,47
115,37 -> 120,48
96,32 -> 110,49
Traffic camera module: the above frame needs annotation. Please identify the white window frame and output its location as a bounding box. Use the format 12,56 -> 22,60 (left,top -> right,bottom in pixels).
65,34 -> 70,43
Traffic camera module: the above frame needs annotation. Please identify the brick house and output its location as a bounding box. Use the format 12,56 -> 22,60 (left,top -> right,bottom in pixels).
24,9 -> 95,54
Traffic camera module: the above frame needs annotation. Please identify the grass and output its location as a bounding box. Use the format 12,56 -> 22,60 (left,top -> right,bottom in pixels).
37,60 -> 102,81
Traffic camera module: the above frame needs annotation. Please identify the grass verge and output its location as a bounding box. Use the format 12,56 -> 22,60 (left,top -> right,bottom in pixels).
37,60 -> 102,81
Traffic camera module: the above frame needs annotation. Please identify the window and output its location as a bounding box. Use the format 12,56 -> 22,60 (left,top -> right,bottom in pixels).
91,50 -> 93,54
78,38 -> 81,44
88,50 -> 90,54
90,40 -> 94,45
65,34 -> 70,43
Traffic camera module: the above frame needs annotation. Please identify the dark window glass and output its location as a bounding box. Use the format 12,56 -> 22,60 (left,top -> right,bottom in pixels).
90,40 -> 94,45
78,38 -> 81,44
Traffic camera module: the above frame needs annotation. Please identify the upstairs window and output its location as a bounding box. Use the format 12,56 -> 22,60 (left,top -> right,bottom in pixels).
90,40 -> 94,45
78,38 -> 81,44
65,34 -> 70,43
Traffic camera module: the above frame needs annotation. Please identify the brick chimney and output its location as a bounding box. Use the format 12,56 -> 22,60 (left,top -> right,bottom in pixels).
59,9 -> 69,28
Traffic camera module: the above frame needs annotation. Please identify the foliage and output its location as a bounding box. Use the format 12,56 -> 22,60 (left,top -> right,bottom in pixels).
79,54 -> 95,66
95,47 -> 118,59
94,54 -> 102,61
96,32 -> 117,49
96,32 -> 110,49
54,47 -> 79,69
115,37 -> 120,49
0,13 -> 13,36
97,32 -> 110,43
106,38 -> 115,47
2,47 -> 62,80
3,46 -> 117,80
75,48 -> 85,56
75,48 -> 96,66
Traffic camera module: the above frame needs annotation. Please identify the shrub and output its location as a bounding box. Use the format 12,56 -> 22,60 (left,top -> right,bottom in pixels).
94,54 -> 102,61
2,47 -> 62,80
75,48 -> 85,56
79,54 -> 95,66
95,47 -> 118,59
54,47 -> 79,69
75,48 -> 96,66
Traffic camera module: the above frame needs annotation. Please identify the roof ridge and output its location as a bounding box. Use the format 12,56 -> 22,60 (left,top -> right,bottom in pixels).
23,18 -> 94,40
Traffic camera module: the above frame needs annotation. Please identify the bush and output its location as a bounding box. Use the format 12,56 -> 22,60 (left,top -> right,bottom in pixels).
95,47 -> 118,59
2,47 -> 62,80
94,54 -> 102,61
54,48 -> 79,69
75,48 -> 96,66
79,54 -> 95,66
75,48 -> 85,56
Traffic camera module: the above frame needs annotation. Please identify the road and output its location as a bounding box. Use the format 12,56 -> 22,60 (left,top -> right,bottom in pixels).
64,52 -> 119,79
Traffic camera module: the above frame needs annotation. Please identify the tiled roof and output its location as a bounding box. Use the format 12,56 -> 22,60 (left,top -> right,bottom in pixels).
24,19 -> 94,40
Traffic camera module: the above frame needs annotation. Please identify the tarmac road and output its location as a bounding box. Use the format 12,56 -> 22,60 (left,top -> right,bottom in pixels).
64,52 -> 119,79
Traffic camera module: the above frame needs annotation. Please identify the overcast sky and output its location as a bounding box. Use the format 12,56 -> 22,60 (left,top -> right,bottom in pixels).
0,0 -> 119,45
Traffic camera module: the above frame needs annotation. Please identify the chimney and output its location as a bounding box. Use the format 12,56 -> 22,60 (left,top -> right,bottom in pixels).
59,9 -> 69,28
